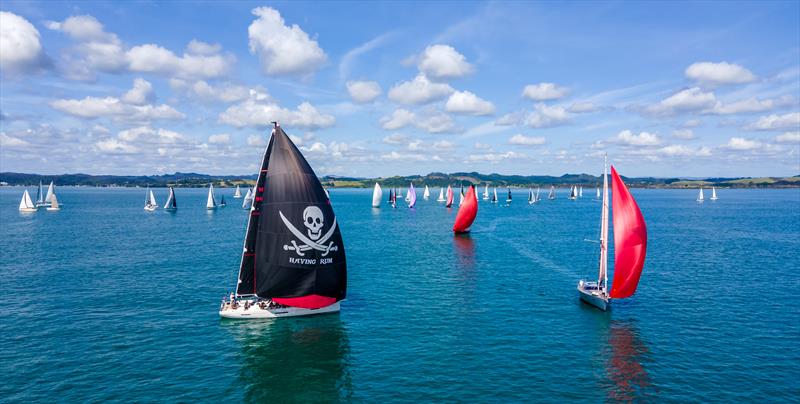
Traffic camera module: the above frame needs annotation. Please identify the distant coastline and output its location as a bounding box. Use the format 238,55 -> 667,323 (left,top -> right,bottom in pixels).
2,172 -> 798,189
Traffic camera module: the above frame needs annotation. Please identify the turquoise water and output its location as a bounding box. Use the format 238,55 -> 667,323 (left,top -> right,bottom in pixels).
1,187 -> 799,402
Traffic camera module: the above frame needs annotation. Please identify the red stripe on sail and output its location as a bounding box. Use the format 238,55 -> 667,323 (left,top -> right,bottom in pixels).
273,294 -> 337,309
609,166 -> 648,299
453,185 -> 478,233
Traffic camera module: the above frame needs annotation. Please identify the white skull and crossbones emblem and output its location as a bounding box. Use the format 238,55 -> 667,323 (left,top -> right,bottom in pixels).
281,206 -> 338,257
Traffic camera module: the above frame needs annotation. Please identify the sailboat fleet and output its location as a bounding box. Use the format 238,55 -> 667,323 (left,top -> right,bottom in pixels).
18,181 -> 61,212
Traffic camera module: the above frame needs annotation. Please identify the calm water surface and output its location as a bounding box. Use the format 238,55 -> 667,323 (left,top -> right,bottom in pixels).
1,187 -> 799,402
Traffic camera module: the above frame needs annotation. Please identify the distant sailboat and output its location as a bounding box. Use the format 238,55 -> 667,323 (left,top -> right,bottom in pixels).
423,185 -> 430,200
483,184 -> 489,200
548,186 -> 556,200
579,186 -> 583,198
528,188 -> 534,205
19,189 -> 37,212
408,183 -> 417,208
569,186 -> 577,200
390,188 -> 397,208
596,187 -> 601,200
459,185 -> 465,206
445,185 -> 454,208
506,188 -> 512,203
372,183 -> 383,208
535,187 -> 541,203
242,187 -> 253,209
710,187 -> 718,201
207,184 -> 218,210
46,194 -> 61,211
220,123 -> 346,319
164,186 -> 177,210
233,185 -> 242,199
578,156 -> 648,311
437,187 -> 446,202
491,188 -> 498,204
453,185 -> 478,233
35,181 -> 45,207
697,187 -> 705,203
144,186 -> 158,211
44,181 -> 55,206
219,194 -> 227,207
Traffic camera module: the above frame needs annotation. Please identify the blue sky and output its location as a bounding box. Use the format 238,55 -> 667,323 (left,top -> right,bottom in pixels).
1,1 -> 798,177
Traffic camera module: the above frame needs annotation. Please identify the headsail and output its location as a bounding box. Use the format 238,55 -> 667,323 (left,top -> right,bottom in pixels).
234,185 -> 242,198
423,185 -> 430,200
206,184 -> 217,209
164,187 -> 177,209
236,124 -> 346,309
437,187 -> 445,202
453,185 -> 478,233
242,187 -> 253,209
608,166 -> 648,299
445,185 -> 454,207
45,181 -> 55,204
372,183 -> 383,208
19,190 -> 36,210
408,183 -> 417,208
149,189 -> 157,206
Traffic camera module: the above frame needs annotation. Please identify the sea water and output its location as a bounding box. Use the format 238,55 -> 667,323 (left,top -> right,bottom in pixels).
1,187 -> 798,402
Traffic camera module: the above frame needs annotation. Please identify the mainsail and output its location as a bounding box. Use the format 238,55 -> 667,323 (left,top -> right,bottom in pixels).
35,181 -> 44,206
548,186 -> 556,200
506,188 -> 512,202
235,124 -> 346,310
149,189 -> 157,206
19,190 -> 36,211
207,184 -> 217,209
445,185 -> 454,207
242,187 -> 253,209
408,183 -> 417,208
164,187 -> 177,209
483,184 -> 489,199
459,185 -> 464,206
45,181 -> 55,204
437,187 -> 445,202
453,185 -> 478,233
423,185 -> 430,200
608,166 -> 648,299
234,185 -> 242,198
492,188 -> 498,203
372,183 -> 382,208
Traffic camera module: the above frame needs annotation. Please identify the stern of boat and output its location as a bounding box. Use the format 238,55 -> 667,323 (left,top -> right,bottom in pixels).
577,280 -> 609,311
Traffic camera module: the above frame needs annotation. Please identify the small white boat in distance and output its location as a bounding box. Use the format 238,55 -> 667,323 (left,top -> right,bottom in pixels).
372,183 -> 382,208
19,190 -> 37,212
491,188 -> 498,204
242,187 -> 253,209
710,187 -> 718,201
206,184 -> 218,210
579,186 -> 583,198
568,186 -> 577,200
697,187 -> 705,203
233,185 -> 242,199
548,186 -> 556,200
164,186 -> 177,210
46,194 -> 61,211
483,184 -> 489,200
423,185 -> 430,200
45,181 -> 56,206
144,187 -> 158,211
437,187 -> 446,202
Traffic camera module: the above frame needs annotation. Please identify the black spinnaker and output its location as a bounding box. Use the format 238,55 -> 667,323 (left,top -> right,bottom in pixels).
235,124 -> 347,309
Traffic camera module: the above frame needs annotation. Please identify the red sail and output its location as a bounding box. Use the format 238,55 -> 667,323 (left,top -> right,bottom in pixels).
609,166 -> 647,299
446,186 -> 454,207
453,185 -> 478,233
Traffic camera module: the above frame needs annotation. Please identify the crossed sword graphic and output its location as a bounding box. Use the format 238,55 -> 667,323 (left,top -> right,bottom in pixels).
279,211 -> 339,257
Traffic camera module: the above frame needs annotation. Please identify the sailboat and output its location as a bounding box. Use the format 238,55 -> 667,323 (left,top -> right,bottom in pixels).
578,156 -> 647,311
579,186 -> 583,198
548,185 -> 556,200
483,184 -> 489,200
407,183 -> 417,208
144,186 -> 158,211
458,185 -> 465,206
18,189 -> 37,212
164,186 -> 177,210
206,184 -> 218,210
233,185 -> 242,199
404,188 -> 410,202
219,194 -> 227,207
569,186 -> 577,200
242,187 -> 253,209
535,187 -> 541,203
390,188 -> 396,208
506,188 -> 512,203
220,123 -> 346,319
453,185 -> 478,233
528,188 -> 534,205
44,181 -> 55,206
491,188 -> 498,204
710,187 -> 718,201
697,187 -> 704,203
437,187 -> 446,202
445,185 -> 454,208
46,194 -> 61,211
372,183 -> 382,208
35,181 -> 45,208
596,187 -> 601,200
423,185 -> 430,200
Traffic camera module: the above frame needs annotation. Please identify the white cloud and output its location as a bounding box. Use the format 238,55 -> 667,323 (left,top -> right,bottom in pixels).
126,44 -> 232,79
121,78 -> 155,105
208,134 -> 231,144
474,142 -> 491,150
380,109 -> 416,130
682,118 -> 702,128
723,137 -> 762,150
117,126 -> 185,144
186,39 -> 221,55
644,87 -> 717,116
432,140 -> 456,150
382,133 -> 409,144
51,96 -> 184,121
0,11 -> 47,74
0,132 -> 30,147
614,130 -> 662,146
672,129 -> 695,140
657,144 -> 712,157
417,112 -> 457,133
508,134 -> 546,146
416,44 -> 474,81
495,111 -> 525,126
522,83 -> 569,101
445,91 -> 495,115
170,79 -> 251,103
746,112 -> 800,131
468,151 -> 527,162
388,74 -> 454,105
710,96 -> 793,115
219,98 -> 335,130
247,135 -> 266,147
248,7 -> 327,76
346,80 -> 381,103
381,151 -> 431,162
526,103 -> 570,128
567,102 -> 598,113
685,62 -> 756,85
775,131 -> 800,143
94,138 -> 139,154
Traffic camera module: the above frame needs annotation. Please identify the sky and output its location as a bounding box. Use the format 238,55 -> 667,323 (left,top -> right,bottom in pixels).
1,1 -> 799,178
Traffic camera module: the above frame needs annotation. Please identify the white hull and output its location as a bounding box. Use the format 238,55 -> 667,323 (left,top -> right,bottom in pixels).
19,208 -> 37,212
577,280 -> 609,311
144,205 -> 157,211
46,207 -> 60,211
220,301 -> 340,319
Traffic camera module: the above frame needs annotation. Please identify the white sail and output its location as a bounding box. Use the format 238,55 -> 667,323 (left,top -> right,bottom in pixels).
549,186 -> 555,200
47,194 -> 60,211
233,185 -> 242,198
459,188 -> 464,206
19,190 -> 36,211
437,188 -> 445,202
45,181 -> 55,204
596,187 -> 600,200
697,187 -> 704,202
493,188 -> 498,202
483,184 -> 489,200
207,184 -> 217,209
579,186 -> 583,198
423,185 -> 430,200
164,187 -> 176,209
710,187 -> 718,201
372,183 -> 383,208
536,187 -> 541,202
149,190 -> 157,206
242,187 -> 253,209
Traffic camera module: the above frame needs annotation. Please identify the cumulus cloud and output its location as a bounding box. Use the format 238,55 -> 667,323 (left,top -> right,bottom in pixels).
672,129 -> 695,140
248,7 -> 327,76
709,96 -> 793,115
346,80 -> 381,103
644,87 -> 717,116
723,137 -> 763,150
50,79 -> 183,122
382,133 -> 409,144
95,138 -> 139,154
567,102 -> 599,113
522,83 -> 569,101
746,112 -> 800,131
682,118 -> 702,128
218,96 -> 335,130
380,109 -> 416,130
0,11 -> 48,74
126,44 -> 232,79
416,44 -> 474,81
526,103 -> 570,128
388,74 -> 454,105
121,78 -> 155,105
0,132 -> 30,147
468,151 -> 527,162
417,112 -> 457,133
208,134 -> 231,144
656,144 -> 712,157
508,134 -> 546,146
614,130 -> 662,146
169,79 -> 251,103
445,91 -> 495,115
775,131 -> 800,143
247,135 -> 267,147
432,140 -> 457,150
186,39 -> 221,55
685,62 -> 756,85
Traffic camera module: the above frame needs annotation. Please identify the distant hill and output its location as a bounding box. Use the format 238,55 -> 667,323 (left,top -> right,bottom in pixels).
2,172 -> 798,188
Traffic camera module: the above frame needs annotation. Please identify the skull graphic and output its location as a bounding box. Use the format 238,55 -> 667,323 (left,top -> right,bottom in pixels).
302,206 -> 324,240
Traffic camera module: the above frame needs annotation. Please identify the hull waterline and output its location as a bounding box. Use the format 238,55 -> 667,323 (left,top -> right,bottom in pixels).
577,281 -> 609,311
220,301 -> 341,319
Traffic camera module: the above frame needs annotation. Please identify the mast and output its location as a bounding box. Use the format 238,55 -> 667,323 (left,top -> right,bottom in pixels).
598,154 -> 609,293
36,181 -> 44,206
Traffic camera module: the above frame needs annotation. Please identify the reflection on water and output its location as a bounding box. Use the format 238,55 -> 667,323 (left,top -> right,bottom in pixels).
605,320 -> 656,401
224,315 -> 352,402
453,234 -> 476,272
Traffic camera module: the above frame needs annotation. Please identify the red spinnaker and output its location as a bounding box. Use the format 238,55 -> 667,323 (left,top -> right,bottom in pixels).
273,294 -> 337,309
609,166 -> 647,299
453,185 -> 478,233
